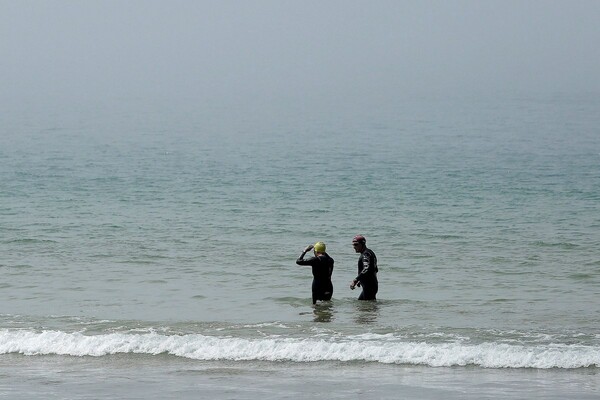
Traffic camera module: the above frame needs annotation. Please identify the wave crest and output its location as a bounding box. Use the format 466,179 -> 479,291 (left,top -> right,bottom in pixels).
1,330 -> 598,369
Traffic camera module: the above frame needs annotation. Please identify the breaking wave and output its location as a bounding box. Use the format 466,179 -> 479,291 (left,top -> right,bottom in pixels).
1,329 -> 598,369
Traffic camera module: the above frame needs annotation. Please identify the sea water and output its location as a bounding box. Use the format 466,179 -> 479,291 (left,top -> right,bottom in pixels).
1,93 -> 599,399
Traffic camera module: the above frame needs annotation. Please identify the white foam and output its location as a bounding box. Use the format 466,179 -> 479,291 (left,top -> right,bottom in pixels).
0,329 -> 598,369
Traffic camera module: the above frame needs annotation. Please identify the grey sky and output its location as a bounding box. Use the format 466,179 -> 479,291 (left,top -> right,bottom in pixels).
2,0 -> 599,105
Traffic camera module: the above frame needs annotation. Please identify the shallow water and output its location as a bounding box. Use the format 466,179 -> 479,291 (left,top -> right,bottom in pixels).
1,93 -> 599,398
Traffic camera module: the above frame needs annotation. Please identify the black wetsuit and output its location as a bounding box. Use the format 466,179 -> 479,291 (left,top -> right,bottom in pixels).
296,253 -> 334,304
355,248 -> 378,300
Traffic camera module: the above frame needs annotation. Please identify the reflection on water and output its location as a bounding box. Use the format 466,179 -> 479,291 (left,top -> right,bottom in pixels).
313,302 -> 334,323
309,300 -> 380,324
354,300 -> 380,325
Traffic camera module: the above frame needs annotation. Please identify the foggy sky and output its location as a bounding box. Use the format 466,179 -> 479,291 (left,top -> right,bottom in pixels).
2,0 -> 600,106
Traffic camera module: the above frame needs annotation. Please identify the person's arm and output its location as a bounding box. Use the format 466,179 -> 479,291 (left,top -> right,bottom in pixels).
296,245 -> 314,265
355,251 -> 373,281
350,253 -> 367,289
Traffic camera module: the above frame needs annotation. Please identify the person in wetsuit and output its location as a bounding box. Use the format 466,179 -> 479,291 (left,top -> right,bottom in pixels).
296,242 -> 334,305
349,235 -> 378,300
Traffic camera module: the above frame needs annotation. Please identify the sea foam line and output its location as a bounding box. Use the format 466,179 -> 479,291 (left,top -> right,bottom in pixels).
0,330 -> 598,369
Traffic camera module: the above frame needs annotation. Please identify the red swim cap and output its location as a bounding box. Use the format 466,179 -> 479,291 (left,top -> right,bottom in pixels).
352,235 -> 366,244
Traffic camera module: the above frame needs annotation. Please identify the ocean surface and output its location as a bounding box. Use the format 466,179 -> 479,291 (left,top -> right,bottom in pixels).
1,93 -> 599,399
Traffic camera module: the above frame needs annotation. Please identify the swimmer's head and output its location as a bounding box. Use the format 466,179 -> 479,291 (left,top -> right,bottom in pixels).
352,235 -> 366,252
313,242 -> 326,253
352,235 -> 366,245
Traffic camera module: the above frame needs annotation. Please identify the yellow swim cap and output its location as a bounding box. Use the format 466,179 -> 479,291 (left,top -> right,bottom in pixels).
313,242 -> 326,253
